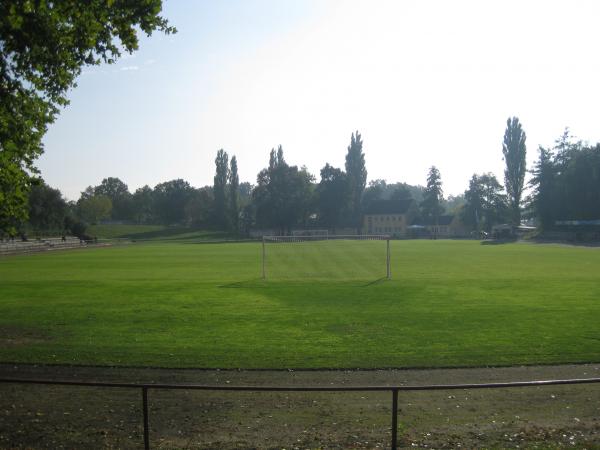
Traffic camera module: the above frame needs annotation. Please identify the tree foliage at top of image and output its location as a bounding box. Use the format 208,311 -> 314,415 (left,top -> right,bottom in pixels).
502,117 -> 527,225
0,0 -> 175,234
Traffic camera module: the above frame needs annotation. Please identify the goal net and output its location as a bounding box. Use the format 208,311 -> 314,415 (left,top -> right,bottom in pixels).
291,229 -> 328,237
261,235 -> 391,280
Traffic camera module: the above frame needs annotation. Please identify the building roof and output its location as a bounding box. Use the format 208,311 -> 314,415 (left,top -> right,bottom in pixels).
364,199 -> 413,215
412,215 -> 455,226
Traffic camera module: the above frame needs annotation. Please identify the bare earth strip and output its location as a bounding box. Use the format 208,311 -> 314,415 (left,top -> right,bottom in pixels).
1,363 -> 599,449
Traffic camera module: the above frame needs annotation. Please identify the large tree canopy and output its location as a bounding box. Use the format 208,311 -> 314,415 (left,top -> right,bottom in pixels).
462,173 -> 508,232
0,0 -> 174,234
253,146 -> 314,234
94,177 -> 133,220
530,130 -> 600,228
27,181 -> 67,233
316,163 -> 348,231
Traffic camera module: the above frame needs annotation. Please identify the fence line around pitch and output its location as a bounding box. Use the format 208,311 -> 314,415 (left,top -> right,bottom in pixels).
2,377 -> 599,450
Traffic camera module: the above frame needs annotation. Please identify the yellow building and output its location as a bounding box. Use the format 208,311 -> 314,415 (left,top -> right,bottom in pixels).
363,199 -> 416,236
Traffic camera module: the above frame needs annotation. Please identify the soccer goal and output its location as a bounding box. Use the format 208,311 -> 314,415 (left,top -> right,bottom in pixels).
291,229 -> 328,237
261,235 -> 391,280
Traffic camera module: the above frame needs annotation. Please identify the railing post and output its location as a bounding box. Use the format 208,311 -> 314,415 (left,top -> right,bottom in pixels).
391,388 -> 398,450
142,387 -> 150,450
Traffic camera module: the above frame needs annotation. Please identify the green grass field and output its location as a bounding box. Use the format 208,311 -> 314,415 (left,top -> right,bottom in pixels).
1,239 -> 599,368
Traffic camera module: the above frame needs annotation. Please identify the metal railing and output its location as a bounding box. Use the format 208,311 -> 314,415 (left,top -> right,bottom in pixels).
1,377 -> 600,449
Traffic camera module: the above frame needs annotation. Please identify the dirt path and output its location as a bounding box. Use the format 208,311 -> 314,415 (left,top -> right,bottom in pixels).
1,363 -> 599,449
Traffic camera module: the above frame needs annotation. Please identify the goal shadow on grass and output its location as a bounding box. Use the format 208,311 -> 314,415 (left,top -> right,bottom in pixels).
360,276 -> 388,287
218,278 -> 265,289
219,276 -> 389,289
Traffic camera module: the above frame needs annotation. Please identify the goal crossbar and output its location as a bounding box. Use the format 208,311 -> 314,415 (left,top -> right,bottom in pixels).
263,234 -> 391,241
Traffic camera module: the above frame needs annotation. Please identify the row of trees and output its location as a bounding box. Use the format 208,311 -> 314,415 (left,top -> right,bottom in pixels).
462,121 -> 600,233
530,130 -> 600,228
73,177 -> 252,230
8,120 -> 600,238
3,5 -> 598,239
251,132 -> 368,234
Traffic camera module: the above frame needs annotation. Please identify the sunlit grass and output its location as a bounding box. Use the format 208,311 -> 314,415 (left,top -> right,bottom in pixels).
0,240 -> 599,368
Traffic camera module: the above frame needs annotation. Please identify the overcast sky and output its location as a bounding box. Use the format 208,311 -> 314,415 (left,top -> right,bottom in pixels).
39,0 -> 600,200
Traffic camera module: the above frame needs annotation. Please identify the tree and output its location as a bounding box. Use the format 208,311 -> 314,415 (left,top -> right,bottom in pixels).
185,186 -> 214,227
390,184 -> 413,203
153,179 -> 194,225
132,185 -> 155,224
502,117 -> 527,224
78,195 -> 112,224
559,143 -> 600,221
529,146 -> 556,229
0,163 -> 29,235
443,194 -> 466,214
0,1 -> 174,235
462,173 -> 508,232
421,166 -> 444,238
94,177 -> 132,220
213,149 -> 229,230
528,130 -> 600,228
253,146 -> 314,234
316,164 -> 348,231
228,155 -> 239,233
27,181 -> 67,233
361,179 -> 387,213
345,131 -> 367,231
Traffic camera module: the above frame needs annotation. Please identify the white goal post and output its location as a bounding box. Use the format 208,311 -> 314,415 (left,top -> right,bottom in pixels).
261,234 -> 391,280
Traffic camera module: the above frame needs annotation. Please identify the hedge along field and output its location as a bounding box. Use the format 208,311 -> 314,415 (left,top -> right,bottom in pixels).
0,240 -> 599,369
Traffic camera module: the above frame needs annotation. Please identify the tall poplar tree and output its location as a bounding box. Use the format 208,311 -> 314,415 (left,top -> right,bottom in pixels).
344,131 -> 367,231
213,149 -> 229,230
502,117 -> 527,225
229,155 -> 239,233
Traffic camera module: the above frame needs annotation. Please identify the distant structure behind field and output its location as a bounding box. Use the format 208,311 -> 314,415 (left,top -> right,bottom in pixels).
362,199 -> 415,236
362,200 -> 468,238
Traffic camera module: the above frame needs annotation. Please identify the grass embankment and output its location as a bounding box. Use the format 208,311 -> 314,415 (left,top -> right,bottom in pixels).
87,224 -> 235,241
0,240 -> 599,368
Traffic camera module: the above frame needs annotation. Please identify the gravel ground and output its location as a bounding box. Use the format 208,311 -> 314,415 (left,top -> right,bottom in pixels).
1,363 -> 599,449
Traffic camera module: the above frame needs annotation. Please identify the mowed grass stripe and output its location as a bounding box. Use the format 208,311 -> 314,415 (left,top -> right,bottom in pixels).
0,240 -> 599,368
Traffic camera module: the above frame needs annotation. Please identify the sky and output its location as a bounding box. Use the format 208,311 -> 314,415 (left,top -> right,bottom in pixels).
39,0 -> 600,200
